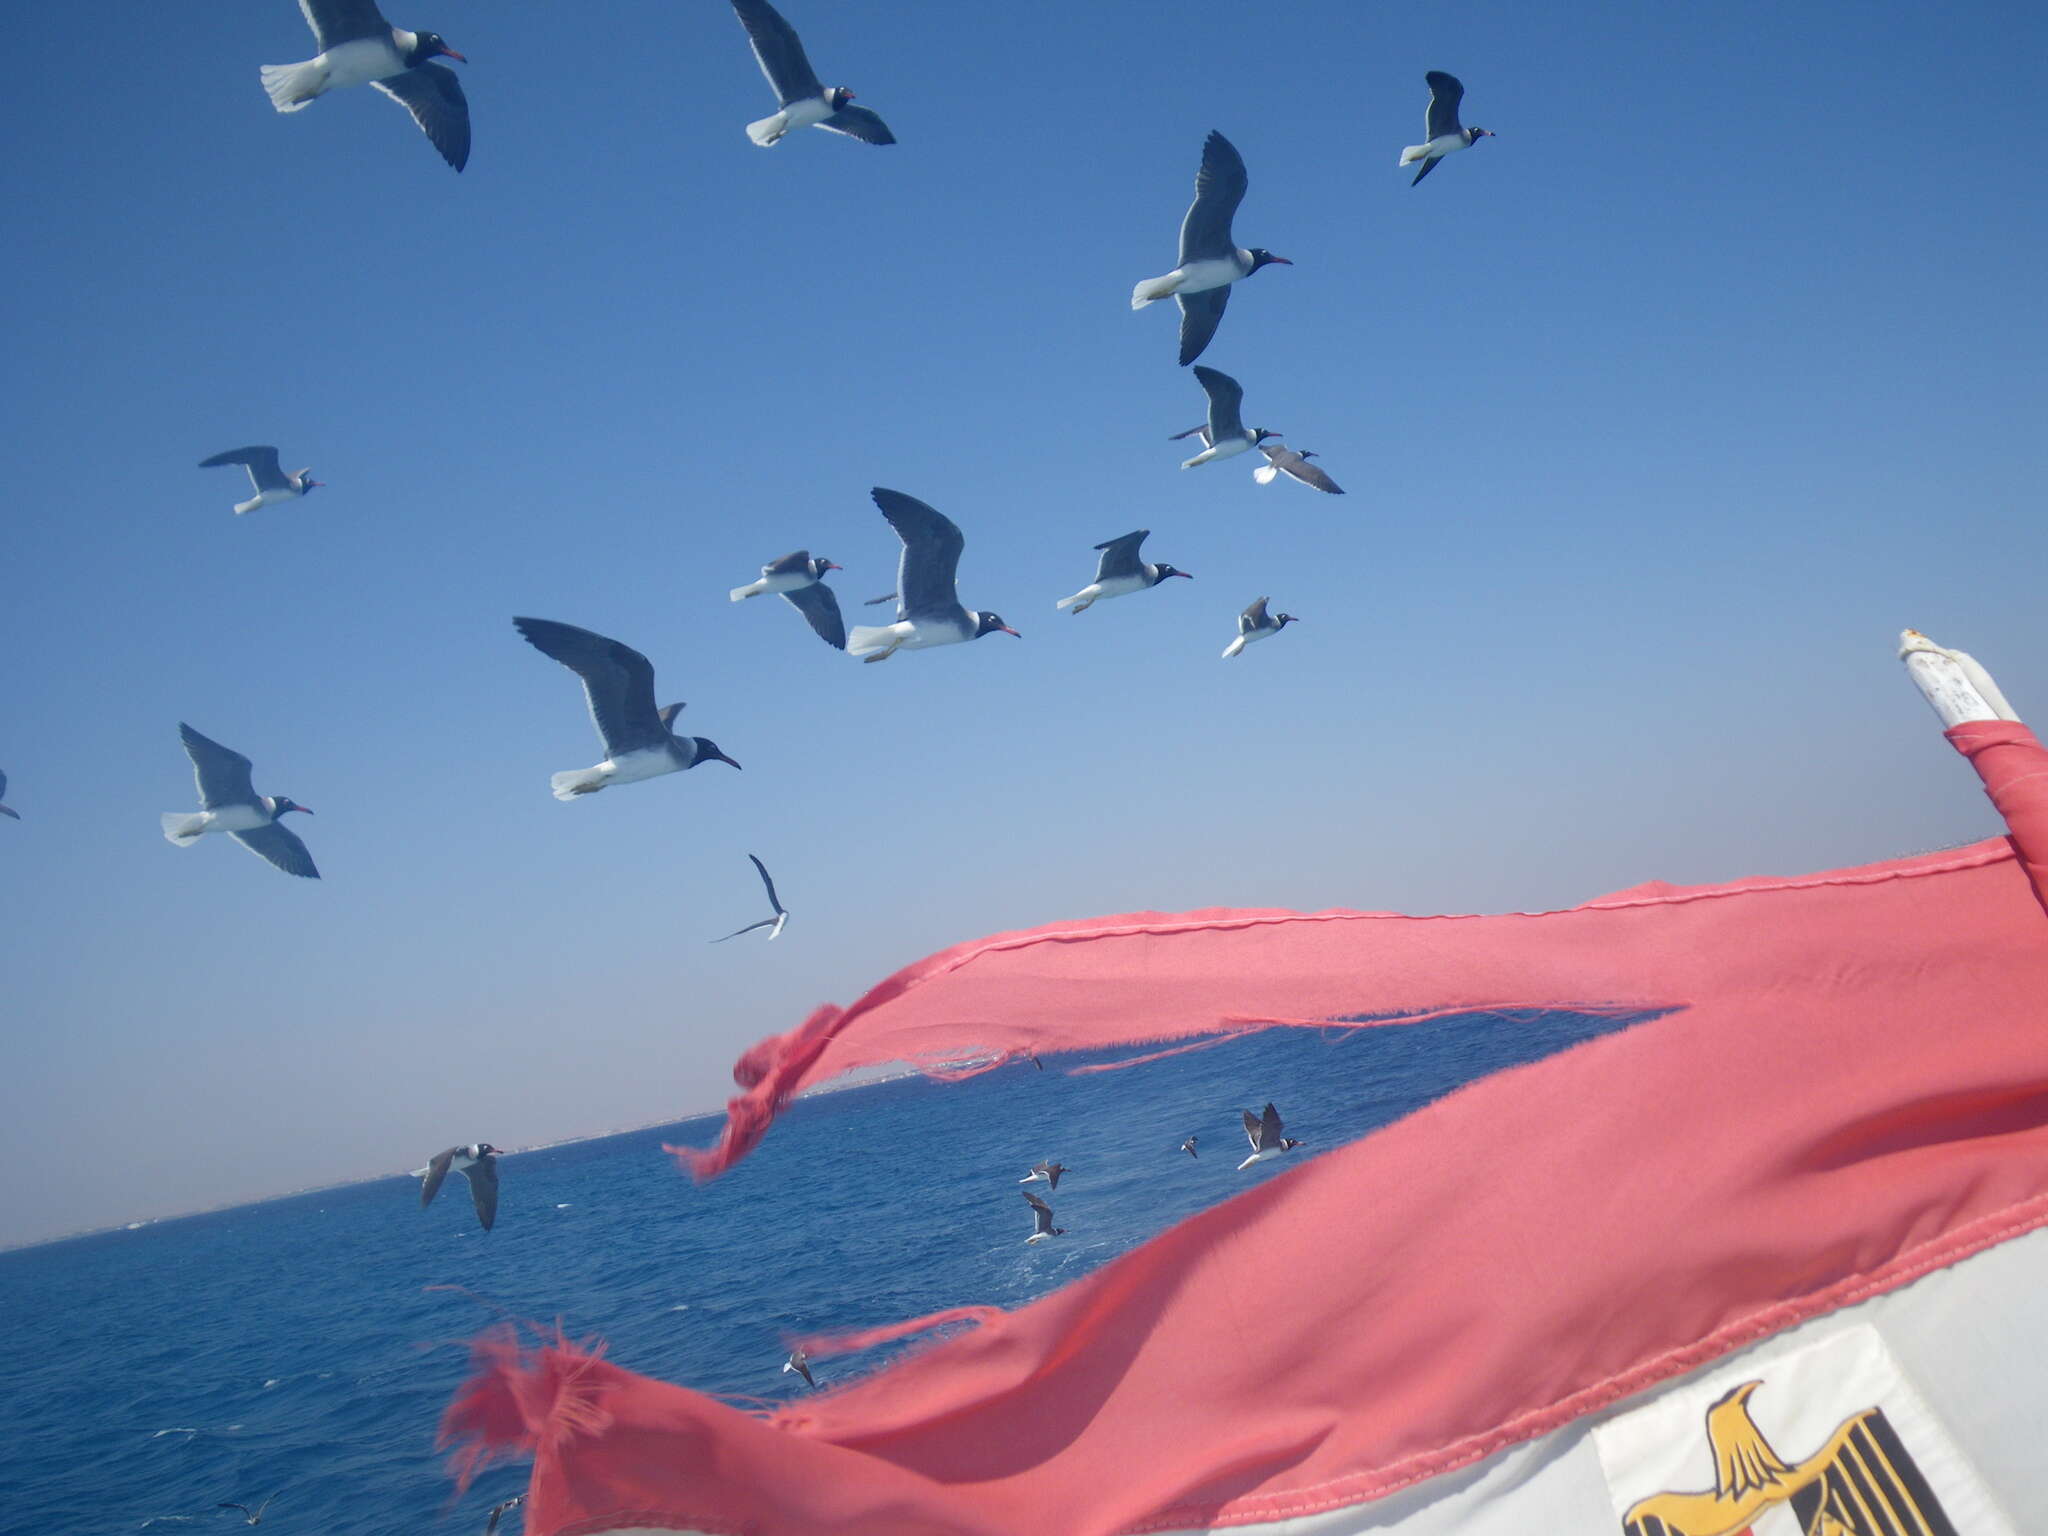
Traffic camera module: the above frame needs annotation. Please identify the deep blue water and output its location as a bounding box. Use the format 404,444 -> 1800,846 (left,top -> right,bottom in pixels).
0,1009 -> 1650,1536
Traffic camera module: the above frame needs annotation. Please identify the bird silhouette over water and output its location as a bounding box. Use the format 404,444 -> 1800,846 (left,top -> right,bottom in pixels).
216,1497 -> 276,1526
415,1143 -> 500,1230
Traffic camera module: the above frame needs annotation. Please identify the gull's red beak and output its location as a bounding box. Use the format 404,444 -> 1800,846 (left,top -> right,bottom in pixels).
1000,626 -> 1021,638
438,45 -> 467,62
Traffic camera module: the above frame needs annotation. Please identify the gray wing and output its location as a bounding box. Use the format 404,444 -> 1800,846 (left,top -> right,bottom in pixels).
749,853 -> 785,915
179,723 -> 259,809
299,0 -> 390,50
1176,286 -> 1230,368
1022,1189 -> 1054,1230
763,550 -> 813,577
1178,130 -> 1248,264
781,582 -> 847,649
1276,450 -> 1344,495
712,916 -> 780,943
1259,1102 -> 1284,1147
419,1148 -> 455,1208
513,618 -> 669,758
1410,154 -> 1443,188
862,591 -> 898,607
730,0 -> 823,104
871,488 -> 967,623
1239,597 -> 1271,635
1193,365 -> 1246,439
819,105 -> 896,145
1424,72 -> 1466,141
372,64 -> 470,171
1166,424 -> 1213,444
1092,531 -> 1150,582
231,823 -> 320,879
482,1497 -> 525,1536
657,702 -> 686,731
0,768 -> 12,819
199,446 -> 287,493
462,1157 -> 499,1230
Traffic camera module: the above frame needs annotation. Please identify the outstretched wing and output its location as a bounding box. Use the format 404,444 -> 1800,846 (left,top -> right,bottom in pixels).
1424,71 -> 1466,141
763,550 -> 813,577
819,105 -> 896,145
1277,451 -> 1344,495
871,488 -> 967,622
1260,1103 -> 1285,1146
462,1157 -> 499,1231
298,0 -> 389,51
1176,287 -> 1231,369
513,618 -> 669,758
199,446 -> 287,493
1092,530 -> 1150,582
749,853 -> 785,915
781,582 -> 847,649
1178,130 -> 1248,264
419,1147 -> 455,1208
372,63 -> 470,171
730,0 -> 823,104
1239,597 -> 1272,635
231,823 -> 320,880
179,723 -> 258,810
1193,365 -> 1246,439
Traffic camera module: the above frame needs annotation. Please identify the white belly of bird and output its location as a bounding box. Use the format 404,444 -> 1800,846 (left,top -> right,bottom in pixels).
603,747 -> 682,785
205,804 -> 275,834
1093,574 -> 1149,601
1174,254 -> 1249,296
319,37 -> 407,90
1236,1147 -> 1284,1169
1025,1232 -> 1054,1244
236,487 -> 298,516
1423,133 -> 1468,160
784,96 -> 835,131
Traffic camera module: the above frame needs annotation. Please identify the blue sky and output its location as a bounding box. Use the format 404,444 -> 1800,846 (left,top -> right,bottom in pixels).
2,0 -> 2044,1247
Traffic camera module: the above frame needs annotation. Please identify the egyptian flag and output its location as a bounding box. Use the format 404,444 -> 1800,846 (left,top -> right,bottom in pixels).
442,652 -> 2048,1533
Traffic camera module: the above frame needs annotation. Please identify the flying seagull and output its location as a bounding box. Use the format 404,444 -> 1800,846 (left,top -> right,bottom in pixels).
1132,131 -> 1291,367
1221,597 -> 1299,659
1400,71 -> 1493,187
216,1499 -> 276,1527
1056,530 -> 1192,613
1019,1160 -> 1069,1191
1181,1135 -> 1198,1157
730,551 -> 846,650
260,0 -> 469,170
1237,1103 -> 1303,1169
783,1346 -> 815,1387
1022,1189 -> 1065,1244
416,1143 -> 500,1230
845,488 -> 1018,662
481,1495 -> 526,1536
1254,443 -> 1345,495
729,0 -> 895,146
513,618 -> 741,799
161,725 -> 317,878
1169,366 -> 1277,469
713,854 -> 789,942
0,770 -> 17,821
199,447 -> 321,516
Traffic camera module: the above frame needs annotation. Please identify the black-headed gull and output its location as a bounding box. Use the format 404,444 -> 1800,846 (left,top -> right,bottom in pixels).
1056,530 -> 1192,613
1132,132 -> 1290,366
261,0 -> 469,170
161,724 -> 317,878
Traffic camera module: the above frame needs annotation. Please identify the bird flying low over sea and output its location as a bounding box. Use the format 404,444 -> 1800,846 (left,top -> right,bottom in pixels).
1400,71 -> 1493,186
260,0 -> 470,170
1132,131 -> 1290,367
783,1347 -> 815,1387
1181,1136 -> 1199,1157
1056,530 -> 1191,613
416,1143 -> 499,1230
199,447 -> 320,516
730,551 -> 846,650
1170,366 -> 1277,469
481,1495 -> 526,1536
713,854 -> 789,942
1222,598 -> 1299,659
216,1498 -> 276,1526
1237,1103 -> 1303,1169
0,770 -> 17,821
513,618 -> 741,799
1019,1160 -> 1069,1190
161,725 -> 318,878
846,489 -> 1018,662
729,0 -> 895,146
1022,1189 -> 1065,1243
1254,442 -> 1345,495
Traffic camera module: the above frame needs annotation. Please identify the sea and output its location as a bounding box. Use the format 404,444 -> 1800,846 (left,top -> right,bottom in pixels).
0,1008 -> 1645,1536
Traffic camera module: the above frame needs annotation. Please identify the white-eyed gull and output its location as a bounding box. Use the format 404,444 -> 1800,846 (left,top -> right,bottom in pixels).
1131,131 -> 1290,367
1400,72 -> 1493,187
1056,530 -> 1192,613
161,724 -> 317,878
845,489 -> 1018,662
260,0 -> 469,170
729,0 -> 894,146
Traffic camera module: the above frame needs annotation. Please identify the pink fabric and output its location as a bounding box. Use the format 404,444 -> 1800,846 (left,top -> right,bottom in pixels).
1949,719 -> 2048,915
445,728 -> 2048,1534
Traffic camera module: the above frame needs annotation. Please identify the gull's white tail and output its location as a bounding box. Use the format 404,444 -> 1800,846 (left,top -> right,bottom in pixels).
746,112 -> 788,146
162,812 -> 209,845
846,623 -> 899,656
234,496 -> 263,515
1182,448 -> 1219,470
1131,272 -> 1180,310
1252,464 -> 1279,485
1056,591 -> 1094,613
729,581 -> 766,602
260,60 -> 329,113
550,767 -> 609,801
1399,143 -> 1429,166
1222,636 -> 1248,660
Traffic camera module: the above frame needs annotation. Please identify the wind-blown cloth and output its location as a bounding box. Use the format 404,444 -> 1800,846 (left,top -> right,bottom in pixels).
442,724 -> 2048,1534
